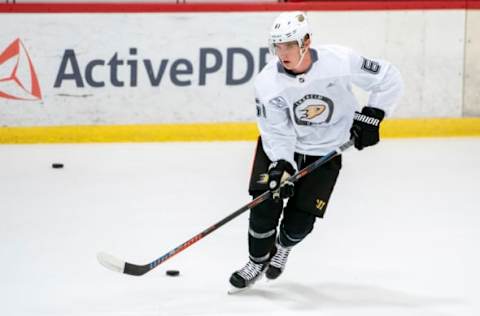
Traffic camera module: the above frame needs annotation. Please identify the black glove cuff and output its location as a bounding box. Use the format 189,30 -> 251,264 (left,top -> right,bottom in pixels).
353,107 -> 385,128
268,160 -> 295,175
362,106 -> 385,121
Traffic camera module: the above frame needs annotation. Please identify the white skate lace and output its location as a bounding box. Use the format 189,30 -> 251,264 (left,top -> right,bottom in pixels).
237,261 -> 264,281
270,244 -> 292,269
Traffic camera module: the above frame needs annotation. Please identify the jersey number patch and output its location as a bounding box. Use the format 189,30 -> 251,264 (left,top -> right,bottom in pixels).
361,57 -> 381,74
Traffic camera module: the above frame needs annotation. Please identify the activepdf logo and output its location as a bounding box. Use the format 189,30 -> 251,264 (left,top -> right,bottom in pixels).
0,38 -> 42,101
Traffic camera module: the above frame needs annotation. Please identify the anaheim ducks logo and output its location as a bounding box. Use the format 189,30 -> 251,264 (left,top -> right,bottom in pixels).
293,94 -> 334,126
257,173 -> 269,184
301,104 -> 326,120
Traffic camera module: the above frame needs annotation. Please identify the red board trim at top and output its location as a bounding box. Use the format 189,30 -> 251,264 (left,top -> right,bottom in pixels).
0,1 -> 479,13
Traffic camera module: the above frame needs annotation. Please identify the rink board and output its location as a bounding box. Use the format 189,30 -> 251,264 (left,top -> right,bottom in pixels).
0,3 -> 479,142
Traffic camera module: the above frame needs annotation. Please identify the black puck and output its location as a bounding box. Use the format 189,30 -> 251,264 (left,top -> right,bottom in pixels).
52,163 -> 64,169
166,270 -> 180,277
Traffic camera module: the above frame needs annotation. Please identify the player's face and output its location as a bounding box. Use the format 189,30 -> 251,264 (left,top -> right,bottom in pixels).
274,41 -> 302,70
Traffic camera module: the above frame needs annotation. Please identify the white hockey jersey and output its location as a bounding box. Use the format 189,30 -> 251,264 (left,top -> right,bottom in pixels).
255,45 -> 404,169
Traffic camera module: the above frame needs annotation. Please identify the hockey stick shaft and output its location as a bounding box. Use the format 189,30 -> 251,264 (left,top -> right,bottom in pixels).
97,139 -> 354,276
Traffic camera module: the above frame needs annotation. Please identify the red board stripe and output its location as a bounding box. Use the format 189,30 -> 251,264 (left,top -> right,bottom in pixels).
0,1 -> 479,13
468,0 -> 480,8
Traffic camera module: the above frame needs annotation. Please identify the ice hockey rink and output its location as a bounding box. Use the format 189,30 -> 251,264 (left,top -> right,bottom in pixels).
1,138 -> 479,316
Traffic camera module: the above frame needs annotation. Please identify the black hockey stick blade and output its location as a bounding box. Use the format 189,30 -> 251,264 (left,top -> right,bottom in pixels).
97,252 -> 150,275
97,139 -> 354,276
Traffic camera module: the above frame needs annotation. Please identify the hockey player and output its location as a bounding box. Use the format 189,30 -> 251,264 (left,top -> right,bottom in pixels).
229,11 -> 404,290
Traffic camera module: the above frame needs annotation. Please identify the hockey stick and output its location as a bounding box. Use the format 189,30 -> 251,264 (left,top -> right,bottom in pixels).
97,138 -> 354,276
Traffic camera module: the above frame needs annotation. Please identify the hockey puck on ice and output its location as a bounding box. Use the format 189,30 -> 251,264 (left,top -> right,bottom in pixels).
166,270 -> 180,277
52,163 -> 64,169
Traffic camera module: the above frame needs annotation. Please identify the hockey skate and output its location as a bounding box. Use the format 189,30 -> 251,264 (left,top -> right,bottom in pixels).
265,242 -> 292,280
228,260 -> 267,293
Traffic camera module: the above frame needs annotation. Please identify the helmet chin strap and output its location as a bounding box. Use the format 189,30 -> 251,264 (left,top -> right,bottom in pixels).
292,46 -> 307,71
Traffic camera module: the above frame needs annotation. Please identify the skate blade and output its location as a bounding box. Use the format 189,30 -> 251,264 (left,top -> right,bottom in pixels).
227,285 -> 251,295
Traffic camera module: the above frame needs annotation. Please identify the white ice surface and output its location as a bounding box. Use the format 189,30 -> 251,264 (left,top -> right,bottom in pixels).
0,138 -> 479,316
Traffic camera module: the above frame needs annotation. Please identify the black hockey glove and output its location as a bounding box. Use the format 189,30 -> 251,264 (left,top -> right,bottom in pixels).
350,106 -> 385,150
268,160 -> 296,200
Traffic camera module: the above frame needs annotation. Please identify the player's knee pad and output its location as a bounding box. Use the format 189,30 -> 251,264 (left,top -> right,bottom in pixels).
249,192 -> 283,233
